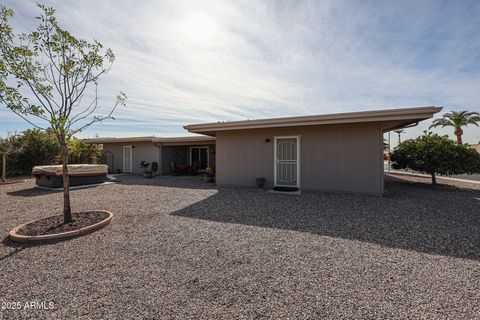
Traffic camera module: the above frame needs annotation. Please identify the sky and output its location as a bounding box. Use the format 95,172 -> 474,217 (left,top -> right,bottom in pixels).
0,0 -> 479,147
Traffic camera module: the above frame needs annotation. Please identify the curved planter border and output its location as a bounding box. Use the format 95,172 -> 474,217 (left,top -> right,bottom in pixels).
9,210 -> 113,243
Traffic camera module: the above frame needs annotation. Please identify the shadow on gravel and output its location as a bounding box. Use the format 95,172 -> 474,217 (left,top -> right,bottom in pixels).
4,176 -> 216,197
172,178 -> 480,261
118,175 -> 218,190
0,237 -> 27,261
0,234 -> 82,257
7,187 -> 61,197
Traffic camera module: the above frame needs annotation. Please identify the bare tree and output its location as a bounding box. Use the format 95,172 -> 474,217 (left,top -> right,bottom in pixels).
0,132 -> 22,182
0,5 -> 126,222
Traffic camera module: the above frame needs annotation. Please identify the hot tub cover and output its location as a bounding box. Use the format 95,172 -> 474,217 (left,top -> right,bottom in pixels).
32,164 -> 108,176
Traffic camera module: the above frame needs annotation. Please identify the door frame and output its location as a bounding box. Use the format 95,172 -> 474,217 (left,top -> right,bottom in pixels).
123,146 -> 133,173
273,136 -> 301,188
189,146 -> 209,166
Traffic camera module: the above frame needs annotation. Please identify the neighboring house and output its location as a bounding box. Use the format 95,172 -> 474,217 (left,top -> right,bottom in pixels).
83,136 -> 216,175
86,106 -> 441,194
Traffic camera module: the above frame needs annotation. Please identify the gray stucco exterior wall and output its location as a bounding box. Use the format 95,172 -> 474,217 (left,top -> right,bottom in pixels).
215,123 -> 384,194
102,142 -> 161,174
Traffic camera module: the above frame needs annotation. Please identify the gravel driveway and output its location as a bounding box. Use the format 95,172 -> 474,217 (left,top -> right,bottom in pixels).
0,175 -> 479,319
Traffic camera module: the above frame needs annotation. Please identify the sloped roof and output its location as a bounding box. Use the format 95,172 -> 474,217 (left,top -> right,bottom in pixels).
83,135 -> 215,144
83,136 -> 155,143
184,106 -> 442,136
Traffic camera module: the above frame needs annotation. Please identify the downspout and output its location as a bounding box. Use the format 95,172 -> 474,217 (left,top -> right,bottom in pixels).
388,131 -> 391,172
153,141 -> 162,176
385,121 -> 419,133
402,122 -> 419,129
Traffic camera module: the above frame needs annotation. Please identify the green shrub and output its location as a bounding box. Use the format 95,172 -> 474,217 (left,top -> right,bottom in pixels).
0,130 -> 102,177
391,132 -> 480,184
6,129 -> 60,175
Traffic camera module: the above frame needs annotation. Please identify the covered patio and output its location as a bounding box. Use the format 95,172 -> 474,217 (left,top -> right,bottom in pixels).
155,137 -> 216,175
84,136 -> 216,176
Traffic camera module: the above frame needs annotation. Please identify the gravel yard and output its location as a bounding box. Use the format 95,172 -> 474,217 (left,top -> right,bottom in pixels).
0,175 -> 479,319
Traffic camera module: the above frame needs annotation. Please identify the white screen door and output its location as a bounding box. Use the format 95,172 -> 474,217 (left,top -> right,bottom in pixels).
274,137 -> 300,187
123,146 -> 132,172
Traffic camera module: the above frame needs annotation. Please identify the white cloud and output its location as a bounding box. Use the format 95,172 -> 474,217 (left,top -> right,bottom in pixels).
1,0 -> 479,144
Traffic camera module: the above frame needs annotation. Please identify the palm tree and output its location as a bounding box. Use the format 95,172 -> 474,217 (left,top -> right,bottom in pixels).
429,111 -> 480,144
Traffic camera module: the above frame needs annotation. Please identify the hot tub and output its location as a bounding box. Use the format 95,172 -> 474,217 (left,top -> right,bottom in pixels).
32,164 -> 108,188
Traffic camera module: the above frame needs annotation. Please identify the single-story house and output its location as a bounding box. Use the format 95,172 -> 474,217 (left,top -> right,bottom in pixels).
86,106 -> 441,194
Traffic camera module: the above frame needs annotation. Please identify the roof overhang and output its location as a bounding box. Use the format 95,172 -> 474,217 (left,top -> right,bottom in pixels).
152,136 -> 215,146
83,136 -> 155,144
184,106 -> 442,136
83,135 -> 215,145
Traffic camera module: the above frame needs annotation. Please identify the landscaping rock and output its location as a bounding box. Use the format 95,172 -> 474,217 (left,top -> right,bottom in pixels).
0,175 -> 479,319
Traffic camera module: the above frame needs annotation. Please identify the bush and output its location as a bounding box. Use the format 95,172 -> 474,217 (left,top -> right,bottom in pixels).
6,129 -> 60,176
391,132 -> 480,184
68,137 -> 102,164
0,129 -> 101,177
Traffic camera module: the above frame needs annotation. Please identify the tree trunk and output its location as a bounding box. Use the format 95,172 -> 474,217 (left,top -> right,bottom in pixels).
1,153 -> 6,182
455,134 -> 463,145
431,173 -> 437,185
60,142 -> 73,223
454,127 -> 463,145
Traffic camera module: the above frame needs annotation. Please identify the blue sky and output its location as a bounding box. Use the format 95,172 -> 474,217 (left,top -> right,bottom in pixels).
1,0 -> 479,146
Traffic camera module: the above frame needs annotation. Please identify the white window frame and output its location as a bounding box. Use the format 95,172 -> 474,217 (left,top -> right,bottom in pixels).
273,136 -> 301,188
189,146 -> 209,166
123,146 -> 133,173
